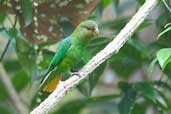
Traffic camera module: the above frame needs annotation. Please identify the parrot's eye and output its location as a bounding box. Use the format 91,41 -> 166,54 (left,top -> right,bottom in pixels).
86,26 -> 95,31
83,26 -> 95,31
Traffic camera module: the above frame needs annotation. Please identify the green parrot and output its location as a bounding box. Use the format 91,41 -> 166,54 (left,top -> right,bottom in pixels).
40,20 -> 99,92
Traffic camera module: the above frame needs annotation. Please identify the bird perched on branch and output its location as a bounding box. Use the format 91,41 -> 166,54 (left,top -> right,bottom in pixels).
40,20 -> 99,93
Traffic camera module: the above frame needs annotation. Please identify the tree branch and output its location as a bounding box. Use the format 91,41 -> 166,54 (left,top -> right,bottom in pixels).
30,0 -> 159,114
0,6 -> 16,14
0,64 -> 29,114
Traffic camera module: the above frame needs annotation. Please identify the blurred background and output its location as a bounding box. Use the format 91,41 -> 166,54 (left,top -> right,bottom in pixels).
0,0 -> 171,114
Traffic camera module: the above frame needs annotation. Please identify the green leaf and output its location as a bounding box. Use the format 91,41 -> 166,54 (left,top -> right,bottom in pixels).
88,37 -> 111,48
155,90 -> 169,109
127,38 -> 149,59
6,27 -> 18,39
157,48 -> 171,70
164,23 -> 171,28
137,20 -> 152,31
20,0 -> 33,26
119,88 -> 137,114
109,40 -> 147,77
12,70 -> 29,91
76,38 -> 109,96
101,17 -> 129,31
54,94 -> 120,114
3,60 -> 21,73
15,36 -> 36,76
134,82 -> 157,104
157,26 -> 171,39
77,62 -> 106,96
0,13 -> 6,24
131,103 -> 146,114
102,0 -> 111,8
89,62 -> 106,92
148,58 -> 157,80
0,83 -> 8,100
137,0 -> 145,5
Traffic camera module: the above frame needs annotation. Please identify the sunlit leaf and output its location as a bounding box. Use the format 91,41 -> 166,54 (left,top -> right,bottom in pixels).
164,23 -> 171,28
155,90 -> 169,109
102,0 -> 111,8
157,26 -> 171,39
157,48 -> 171,70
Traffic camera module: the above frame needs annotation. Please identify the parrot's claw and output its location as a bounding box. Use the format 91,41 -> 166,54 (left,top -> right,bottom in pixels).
70,72 -> 81,78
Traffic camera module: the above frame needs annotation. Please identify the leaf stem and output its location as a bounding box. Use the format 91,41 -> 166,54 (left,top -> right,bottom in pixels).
0,39 -> 10,62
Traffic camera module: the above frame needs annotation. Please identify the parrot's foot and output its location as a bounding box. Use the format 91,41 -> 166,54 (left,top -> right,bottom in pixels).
70,72 -> 81,78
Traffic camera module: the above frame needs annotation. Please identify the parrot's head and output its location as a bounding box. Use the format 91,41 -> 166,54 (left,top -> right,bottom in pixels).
74,20 -> 99,41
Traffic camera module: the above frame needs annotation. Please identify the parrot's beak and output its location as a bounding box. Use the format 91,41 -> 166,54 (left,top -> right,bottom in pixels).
94,27 -> 100,36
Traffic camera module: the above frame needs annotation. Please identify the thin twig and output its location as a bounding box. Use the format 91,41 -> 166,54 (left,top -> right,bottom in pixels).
0,40 -> 10,62
30,0 -> 159,114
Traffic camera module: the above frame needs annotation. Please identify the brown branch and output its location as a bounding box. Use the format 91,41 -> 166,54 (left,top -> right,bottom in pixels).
0,6 -> 16,14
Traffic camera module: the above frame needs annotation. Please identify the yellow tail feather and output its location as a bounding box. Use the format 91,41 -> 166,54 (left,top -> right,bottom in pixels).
42,74 -> 61,93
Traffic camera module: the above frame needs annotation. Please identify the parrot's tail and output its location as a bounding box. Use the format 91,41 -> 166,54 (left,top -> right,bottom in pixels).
42,73 -> 62,93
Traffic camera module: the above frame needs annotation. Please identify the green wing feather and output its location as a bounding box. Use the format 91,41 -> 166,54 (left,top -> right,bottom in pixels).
40,36 -> 71,85
48,36 -> 71,70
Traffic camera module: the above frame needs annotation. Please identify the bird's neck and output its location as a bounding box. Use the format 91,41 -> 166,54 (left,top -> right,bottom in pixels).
72,34 -> 91,47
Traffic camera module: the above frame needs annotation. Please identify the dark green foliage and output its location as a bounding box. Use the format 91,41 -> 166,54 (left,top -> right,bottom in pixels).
0,13 -> 6,24
119,85 -> 137,114
15,36 -> 37,76
77,62 -> 106,96
52,94 -> 120,114
109,38 -> 148,77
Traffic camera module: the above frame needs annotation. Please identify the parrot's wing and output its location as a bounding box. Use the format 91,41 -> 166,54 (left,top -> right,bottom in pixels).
48,36 -> 71,70
40,36 -> 71,85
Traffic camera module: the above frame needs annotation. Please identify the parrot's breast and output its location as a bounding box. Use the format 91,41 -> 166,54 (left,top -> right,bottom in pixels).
59,46 -> 83,71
